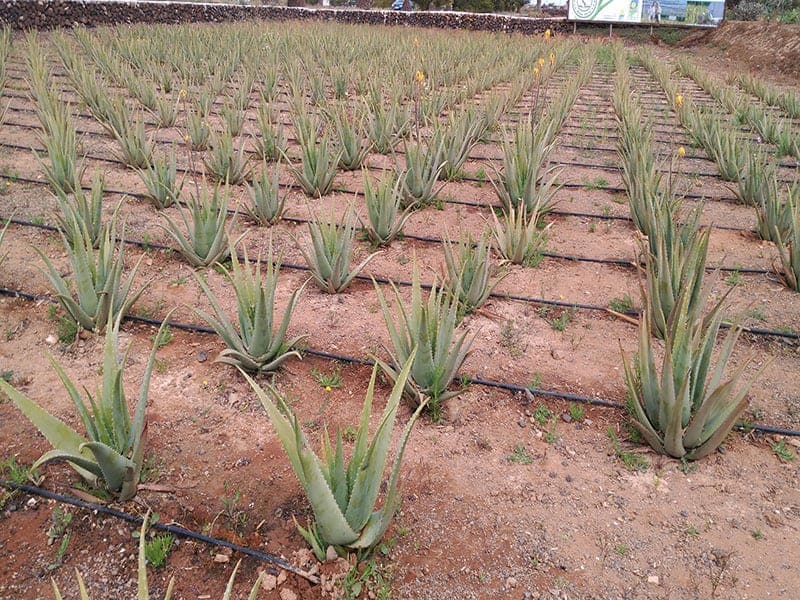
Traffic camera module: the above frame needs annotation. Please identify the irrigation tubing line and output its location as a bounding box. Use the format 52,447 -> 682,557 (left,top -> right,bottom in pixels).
1,263 -> 798,340
0,480 -> 321,585
0,134 -> 751,208
1,212 -> 770,275
2,293 -> 797,439
0,163 -> 756,237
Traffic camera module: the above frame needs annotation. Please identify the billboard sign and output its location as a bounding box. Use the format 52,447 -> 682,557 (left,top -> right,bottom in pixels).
568,0 -> 725,26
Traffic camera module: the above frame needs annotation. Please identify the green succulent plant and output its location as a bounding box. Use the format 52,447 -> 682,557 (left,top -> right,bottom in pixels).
641,206 -> 710,340
775,194 -> 800,291
240,352 -> 424,561
53,171 -> 106,249
159,185 -> 241,268
299,206 -> 380,293
243,161 -> 287,226
623,287 -> 766,461
0,313 -> 172,500
490,203 -> 549,267
493,120 -> 560,217
374,264 -> 475,421
193,242 -> 307,372
360,173 -> 415,247
37,220 -> 147,333
286,132 -> 341,198
138,148 -> 184,210
443,230 -> 505,317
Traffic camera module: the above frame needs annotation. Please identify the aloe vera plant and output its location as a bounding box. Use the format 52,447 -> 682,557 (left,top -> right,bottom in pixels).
287,133 -> 341,198
51,510 -> 263,599
775,194 -> 800,291
490,203 -> 549,267
35,102 -> 84,195
443,230 -> 504,316
328,104 -> 372,171
253,104 -> 286,161
435,109 -> 483,181
642,205 -> 710,340
0,313 -> 171,500
138,148 -> 183,210
397,139 -> 446,208
244,161 -> 287,226
186,107 -> 210,151
204,128 -> 250,185
623,287 -> 765,461
159,186 -> 240,268
54,171 -> 105,248
193,242 -> 306,372
493,120 -> 560,217
374,265 -> 475,421
299,207 -> 380,293
240,352 -> 424,560
37,222 -> 147,332
361,173 -> 414,246
111,111 -> 154,170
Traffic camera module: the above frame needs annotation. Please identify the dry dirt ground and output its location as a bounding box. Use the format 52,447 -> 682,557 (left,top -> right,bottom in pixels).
1,23 -> 799,600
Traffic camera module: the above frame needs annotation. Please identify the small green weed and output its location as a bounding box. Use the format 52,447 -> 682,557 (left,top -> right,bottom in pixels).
528,373 -> 543,390
151,324 -> 173,349
539,306 -> 575,332
507,443 -> 534,465
772,440 -> 796,462
609,294 -> 633,313
751,529 -> 764,540
533,404 -> 553,426
746,307 -> 766,322
725,270 -> 743,287
607,428 -> 649,472
585,177 -> 609,190
57,316 -> 78,344
568,403 -> 585,422
311,366 -> 342,390
340,558 -> 392,600
145,533 -> 174,568
47,507 -> 73,571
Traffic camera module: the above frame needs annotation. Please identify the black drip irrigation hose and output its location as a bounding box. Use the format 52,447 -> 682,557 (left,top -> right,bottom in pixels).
0,161 -> 764,238
0,212 -> 769,275
1,285 -> 799,438
0,131 -> 757,207
0,480 -> 321,585
1,209 -> 787,327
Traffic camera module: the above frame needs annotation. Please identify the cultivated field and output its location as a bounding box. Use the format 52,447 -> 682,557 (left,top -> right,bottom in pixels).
0,21 -> 799,599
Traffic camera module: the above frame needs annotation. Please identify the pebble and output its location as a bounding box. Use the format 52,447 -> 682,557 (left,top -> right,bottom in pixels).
45,334 -> 56,345
213,553 -> 229,563
325,545 -> 338,562
647,575 -> 660,585
505,576 -> 518,588
562,413 -> 572,423
197,350 -> 208,362
518,419 -> 527,428
261,574 -> 277,591
279,589 -> 297,600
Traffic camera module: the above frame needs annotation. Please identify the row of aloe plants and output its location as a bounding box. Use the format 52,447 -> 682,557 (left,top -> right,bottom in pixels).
614,46 -> 769,460
676,57 -> 800,159
639,49 -> 800,292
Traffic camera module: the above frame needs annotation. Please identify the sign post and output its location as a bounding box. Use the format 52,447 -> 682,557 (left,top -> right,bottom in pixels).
568,0 -> 725,26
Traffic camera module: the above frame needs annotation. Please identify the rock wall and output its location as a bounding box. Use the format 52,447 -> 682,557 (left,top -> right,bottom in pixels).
0,0 -> 566,35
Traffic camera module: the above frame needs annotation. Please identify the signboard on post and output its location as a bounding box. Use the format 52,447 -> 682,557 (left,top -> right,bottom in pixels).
568,0 -> 725,26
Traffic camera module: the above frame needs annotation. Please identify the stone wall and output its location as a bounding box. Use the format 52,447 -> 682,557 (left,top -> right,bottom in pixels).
0,1 -> 566,35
